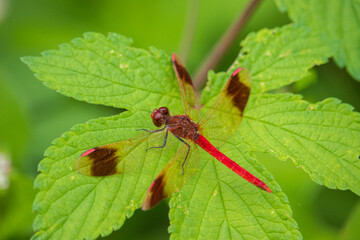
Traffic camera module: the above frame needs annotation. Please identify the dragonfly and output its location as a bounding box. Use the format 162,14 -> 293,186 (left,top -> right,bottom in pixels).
76,54 -> 271,210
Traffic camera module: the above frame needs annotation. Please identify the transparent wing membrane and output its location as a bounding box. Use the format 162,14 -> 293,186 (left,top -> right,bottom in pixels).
76,131 -> 164,176
199,68 -> 252,143
172,54 -> 200,121
142,142 -> 200,210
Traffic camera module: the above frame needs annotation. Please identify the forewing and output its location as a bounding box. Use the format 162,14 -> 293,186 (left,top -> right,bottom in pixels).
76,133 -> 150,176
172,54 -> 200,121
199,68 -> 251,142
142,142 -> 199,210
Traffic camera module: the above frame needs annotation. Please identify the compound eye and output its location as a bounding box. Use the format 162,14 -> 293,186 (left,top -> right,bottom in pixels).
158,107 -> 169,117
152,111 -> 163,127
151,108 -> 159,119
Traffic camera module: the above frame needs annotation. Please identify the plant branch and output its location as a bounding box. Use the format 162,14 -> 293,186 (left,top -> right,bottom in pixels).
193,0 -> 263,89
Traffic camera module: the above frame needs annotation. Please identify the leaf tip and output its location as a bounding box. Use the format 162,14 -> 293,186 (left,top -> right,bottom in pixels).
21,56 -> 33,65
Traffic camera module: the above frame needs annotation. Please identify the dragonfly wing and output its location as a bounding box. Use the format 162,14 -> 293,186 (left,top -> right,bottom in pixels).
76,133 -> 150,176
172,54 -> 200,121
199,68 -> 251,142
142,142 -> 199,210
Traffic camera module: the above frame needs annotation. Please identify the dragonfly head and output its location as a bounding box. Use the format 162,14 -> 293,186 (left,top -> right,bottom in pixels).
151,107 -> 170,127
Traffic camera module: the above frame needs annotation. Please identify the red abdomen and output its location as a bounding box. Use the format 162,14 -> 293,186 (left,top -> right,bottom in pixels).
195,134 -> 271,193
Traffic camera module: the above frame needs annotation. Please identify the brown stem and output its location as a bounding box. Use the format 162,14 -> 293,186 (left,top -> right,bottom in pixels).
193,0 -> 262,89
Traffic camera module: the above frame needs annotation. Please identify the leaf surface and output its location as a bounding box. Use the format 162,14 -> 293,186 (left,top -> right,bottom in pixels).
276,0 -> 360,81
229,24 -> 336,94
241,94 -> 360,194
169,137 -> 301,239
32,111 -> 179,239
22,32 -> 183,114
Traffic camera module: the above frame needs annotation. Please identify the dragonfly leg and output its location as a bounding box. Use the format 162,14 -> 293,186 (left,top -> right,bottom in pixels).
174,135 -> 190,175
137,126 -> 166,133
146,130 -> 169,151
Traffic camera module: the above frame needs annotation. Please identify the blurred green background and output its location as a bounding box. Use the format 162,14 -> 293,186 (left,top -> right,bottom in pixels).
0,0 -> 359,239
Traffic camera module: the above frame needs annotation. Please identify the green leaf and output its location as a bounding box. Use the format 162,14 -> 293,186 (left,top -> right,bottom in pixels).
32,111 -> 181,239
21,32 -> 183,113
202,24 -> 336,103
241,93 -> 360,195
169,136 -> 301,239
275,0 -> 360,81
230,24 -> 336,94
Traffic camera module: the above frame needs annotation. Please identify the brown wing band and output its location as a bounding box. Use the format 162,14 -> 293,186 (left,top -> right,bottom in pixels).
226,69 -> 251,114
87,147 -> 118,176
172,53 -> 194,86
142,173 -> 166,210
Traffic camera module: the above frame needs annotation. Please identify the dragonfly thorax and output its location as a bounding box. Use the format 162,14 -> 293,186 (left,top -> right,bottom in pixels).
166,115 -> 200,141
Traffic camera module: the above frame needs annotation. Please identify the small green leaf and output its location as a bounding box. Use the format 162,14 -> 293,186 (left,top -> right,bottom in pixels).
230,24 -> 336,93
241,93 -> 360,195
275,0 -> 360,81
169,136 -> 301,239
22,32 -> 183,113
